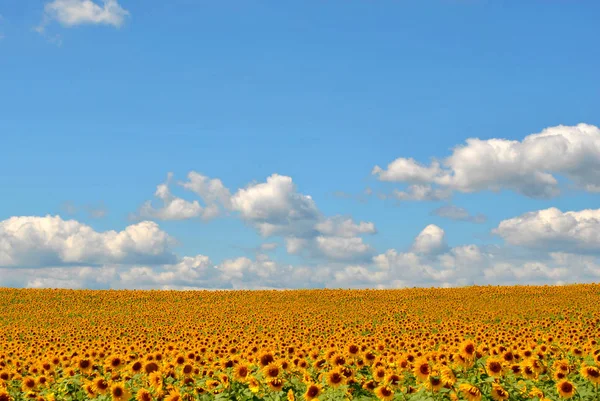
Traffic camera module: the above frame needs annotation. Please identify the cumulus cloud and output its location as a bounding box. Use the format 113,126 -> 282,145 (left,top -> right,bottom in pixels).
136,172 -> 377,263
136,173 -> 224,221
39,0 -> 129,29
230,174 -> 320,237
315,236 -> 374,261
315,216 -> 376,237
493,207 -> 600,253
392,185 -> 452,202
179,171 -> 232,210
373,158 -> 446,183
431,204 -> 486,223
373,123 -> 600,198
3,221 -> 600,289
0,215 -> 175,267
411,224 -> 448,255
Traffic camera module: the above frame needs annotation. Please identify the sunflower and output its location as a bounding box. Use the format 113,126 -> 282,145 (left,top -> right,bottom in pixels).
248,376 -> 260,393
304,384 -> 322,401
130,361 -> 143,375
374,385 -> 394,401
36,375 -> 48,387
110,383 -> 131,401
522,364 -> 537,380
92,377 -> 110,395
490,383 -> 509,401
148,372 -> 163,392
384,373 -> 401,387
135,389 -> 153,401
258,352 -> 275,367
144,362 -> 159,375
77,358 -> 94,374
459,383 -> 482,401
529,387 -> 544,399
233,363 -> 250,381
263,362 -> 280,379
174,354 -> 186,365
267,378 -> 284,392
440,366 -> 456,386
556,380 -> 576,399
181,364 -> 193,377
219,373 -> 230,389
460,340 -> 476,360
164,390 -> 182,401
325,369 -> 345,388
427,375 -> 443,392
413,358 -> 431,381
107,355 -> 123,371
373,367 -> 386,382
313,358 -> 327,370
347,344 -> 360,356
83,383 -> 96,398
0,391 -> 10,401
485,357 -> 504,377
581,365 -> 600,385
554,369 -> 568,380
21,376 -> 36,393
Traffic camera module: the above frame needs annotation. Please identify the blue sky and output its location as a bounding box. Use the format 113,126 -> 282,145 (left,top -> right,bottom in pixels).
1,1 -> 600,289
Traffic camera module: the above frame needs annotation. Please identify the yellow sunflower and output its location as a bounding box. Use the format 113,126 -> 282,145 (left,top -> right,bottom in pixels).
556,380 -> 576,399
374,385 -> 394,401
459,383 -> 482,401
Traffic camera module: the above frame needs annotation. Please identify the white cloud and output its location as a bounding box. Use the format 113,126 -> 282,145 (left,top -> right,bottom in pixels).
372,158 -> 446,183
315,216 -> 376,237
41,0 -> 129,28
493,207 -> 600,252
137,172 -> 377,263
230,174 -> 320,237
285,237 -> 309,254
3,232 -> 600,289
0,215 -> 175,267
411,224 -> 447,255
136,173 -> 222,221
431,204 -> 486,223
179,171 -> 232,210
315,236 -> 374,261
392,184 -> 452,202
373,123 -> 600,198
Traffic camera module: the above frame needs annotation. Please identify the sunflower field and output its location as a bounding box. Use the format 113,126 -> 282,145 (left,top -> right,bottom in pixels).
1,285 -> 600,401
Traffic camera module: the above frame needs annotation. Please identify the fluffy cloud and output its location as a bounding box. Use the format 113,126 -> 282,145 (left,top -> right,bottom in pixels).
3,224 -> 600,289
392,185 -> 451,202
230,174 -> 320,237
136,172 -> 377,263
431,205 -> 486,223
315,236 -> 374,261
373,123 -> 600,198
41,0 -> 129,28
179,172 -> 232,210
493,207 -> 600,252
229,175 -> 377,261
0,215 -> 175,267
315,216 -> 376,237
136,173 -> 223,221
411,224 -> 447,255
373,158 -> 445,183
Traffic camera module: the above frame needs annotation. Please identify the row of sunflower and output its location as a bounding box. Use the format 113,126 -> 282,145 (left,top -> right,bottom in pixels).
0,285 -> 599,400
